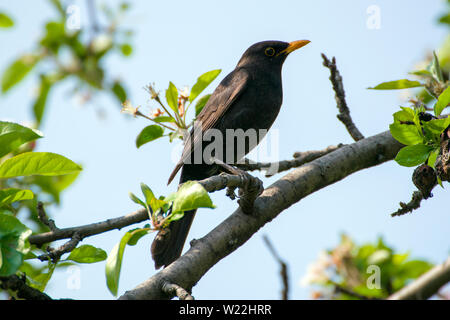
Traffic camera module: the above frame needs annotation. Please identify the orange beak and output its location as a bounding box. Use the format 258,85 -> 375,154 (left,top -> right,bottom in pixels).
278,40 -> 310,56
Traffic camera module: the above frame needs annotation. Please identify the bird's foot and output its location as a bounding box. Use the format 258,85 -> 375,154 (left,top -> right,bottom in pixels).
214,159 -> 263,214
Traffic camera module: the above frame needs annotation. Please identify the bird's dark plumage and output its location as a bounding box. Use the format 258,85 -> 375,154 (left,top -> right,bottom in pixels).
151,40 -> 310,269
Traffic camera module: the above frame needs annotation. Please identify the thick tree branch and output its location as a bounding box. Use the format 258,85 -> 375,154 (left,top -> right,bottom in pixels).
388,257 -> 450,300
119,130 -> 402,300
161,282 -> 194,300
322,53 -> 364,141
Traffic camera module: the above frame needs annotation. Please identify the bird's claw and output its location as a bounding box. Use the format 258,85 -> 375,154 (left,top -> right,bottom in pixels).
214,158 -> 264,214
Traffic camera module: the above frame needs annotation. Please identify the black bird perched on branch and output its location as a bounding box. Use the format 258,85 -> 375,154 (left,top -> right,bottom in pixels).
151,40 -> 310,269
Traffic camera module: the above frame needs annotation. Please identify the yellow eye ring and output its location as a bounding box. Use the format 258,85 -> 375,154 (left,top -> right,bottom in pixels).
265,47 -> 275,57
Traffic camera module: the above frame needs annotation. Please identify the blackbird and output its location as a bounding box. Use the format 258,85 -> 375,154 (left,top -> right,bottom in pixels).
151,40 -> 310,269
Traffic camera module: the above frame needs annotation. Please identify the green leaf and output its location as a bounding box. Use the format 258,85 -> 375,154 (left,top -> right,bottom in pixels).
0,213 -> 32,276
189,69 -> 221,103
152,116 -> 175,123
0,188 -> 34,207
427,148 -> 440,168
140,183 -> 155,205
439,13 -> 450,25
0,152 -> 82,179
40,21 -> 65,54
434,86 -> 450,116
395,144 -> 434,167
368,79 -> 423,90
135,125 -> 164,148
165,82 -> 179,114
397,260 -> 432,279
105,228 -> 152,296
389,123 -> 423,145
106,237 -> 130,296
33,172 -> 80,204
0,13 -> 14,28
392,253 -> 410,266
33,76 -> 53,125
1,55 -> 40,93
409,70 -> 433,78
195,94 -> 211,116
422,117 -> 450,135
140,183 -> 167,213
393,110 -> 414,124
127,228 -> 152,246
66,245 -> 107,264
0,121 -> 42,158
129,192 -> 146,208
120,43 -> 133,56
170,181 -> 215,213
27,261 -> 55,292
429,51 -> 444,83
111,81 -> 127,103
167,212 -> 185,222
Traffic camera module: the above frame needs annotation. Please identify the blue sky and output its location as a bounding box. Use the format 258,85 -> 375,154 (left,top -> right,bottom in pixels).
1,0 -> 449,299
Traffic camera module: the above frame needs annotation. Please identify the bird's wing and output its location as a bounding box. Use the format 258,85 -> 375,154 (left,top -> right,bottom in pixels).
167,68 -> 250,184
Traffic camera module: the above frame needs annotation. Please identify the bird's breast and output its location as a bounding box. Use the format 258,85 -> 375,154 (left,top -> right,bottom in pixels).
216,73 -> 283,132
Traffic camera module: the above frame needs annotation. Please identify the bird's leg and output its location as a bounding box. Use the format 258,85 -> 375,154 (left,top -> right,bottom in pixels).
213,158 -> 264,214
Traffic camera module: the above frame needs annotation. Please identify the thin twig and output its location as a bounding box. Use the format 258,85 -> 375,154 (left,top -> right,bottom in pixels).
37,232 -> 82,262
237,144 -> 343,177
321,53 -> 364,141
391,191 -> 424,217
37,201 -> 58,231
29,209 -> 149,247
262,235 -> 289,300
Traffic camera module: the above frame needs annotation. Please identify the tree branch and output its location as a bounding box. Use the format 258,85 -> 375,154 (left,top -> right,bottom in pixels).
37,201 -> 57,231
119,130 -> 402,300
388,257 -> 450,300
322,53 -> 364,141
391,190 -> 424,217
236,144 -> 343,177
263,235 -> 289,300
37,232 -> 82,262
29,209 -> 149,247
161,281 -> 194,300
0,275 -> 52,300
28,173 -> 265,248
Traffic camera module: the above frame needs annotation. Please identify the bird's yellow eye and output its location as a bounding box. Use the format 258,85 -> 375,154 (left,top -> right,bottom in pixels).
265,47 -> 275,57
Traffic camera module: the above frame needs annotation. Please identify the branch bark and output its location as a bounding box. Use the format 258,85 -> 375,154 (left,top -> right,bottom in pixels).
388,257 -> 450,300
29,209 -> 149,247
119,130 -> 402,300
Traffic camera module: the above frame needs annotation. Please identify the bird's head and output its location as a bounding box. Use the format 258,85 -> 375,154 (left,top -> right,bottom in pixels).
236,40 -> 310,70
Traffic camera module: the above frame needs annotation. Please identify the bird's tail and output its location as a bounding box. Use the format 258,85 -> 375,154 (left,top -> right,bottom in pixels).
151,164 -> 207,269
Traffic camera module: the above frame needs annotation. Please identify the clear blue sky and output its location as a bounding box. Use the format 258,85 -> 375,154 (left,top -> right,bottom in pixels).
1,0 -> 448,299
